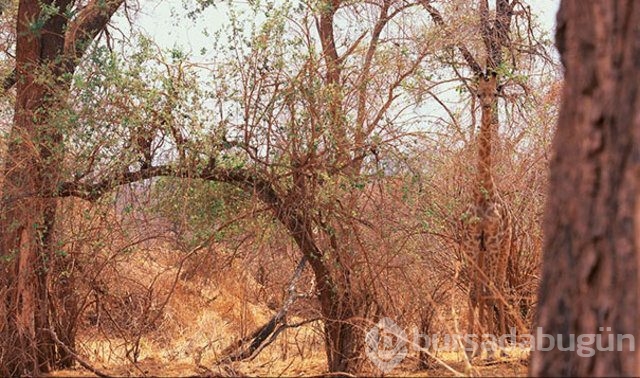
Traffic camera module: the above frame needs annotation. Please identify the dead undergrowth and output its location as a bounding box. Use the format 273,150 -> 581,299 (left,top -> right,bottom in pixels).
47,242 -> 530,377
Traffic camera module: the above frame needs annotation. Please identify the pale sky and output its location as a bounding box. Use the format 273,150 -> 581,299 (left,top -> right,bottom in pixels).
532,0 -> 560,32
118,0 -> 560,59
109,0 -> 561,138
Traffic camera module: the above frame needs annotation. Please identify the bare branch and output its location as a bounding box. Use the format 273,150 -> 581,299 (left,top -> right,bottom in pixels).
336,31 -> 367,66
218,255 -> 309,363
46,328 -> 112,378
355,0 -> 393,145
58,163 -> 284,214
420,0 -> 483,75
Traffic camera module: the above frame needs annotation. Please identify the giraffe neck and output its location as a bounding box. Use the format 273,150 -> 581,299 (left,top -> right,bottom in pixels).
475,73 -> 498,204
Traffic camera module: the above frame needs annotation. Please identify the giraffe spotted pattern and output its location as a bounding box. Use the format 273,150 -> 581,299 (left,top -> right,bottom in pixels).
460,72 -> 514,361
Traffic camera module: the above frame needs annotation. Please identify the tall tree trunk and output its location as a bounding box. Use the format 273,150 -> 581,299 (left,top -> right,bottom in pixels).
530,1 -> 640,376
291,221 -> 363,374
270,195 -> 361,374
323,296 -> 362,374
0,76 -> 61,375
0,2 -> 64,374
0,1 -> 123,374
320,226 -> 368,374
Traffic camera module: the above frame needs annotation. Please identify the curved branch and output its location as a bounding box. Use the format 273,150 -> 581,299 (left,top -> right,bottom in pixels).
57,149 -> 285,224
63,0 -> 125,71
58,165 -> 174,201
57,163 -> 281,208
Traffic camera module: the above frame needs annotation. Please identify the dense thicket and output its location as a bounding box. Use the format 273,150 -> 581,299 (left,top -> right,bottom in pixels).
0,0 -> 557,375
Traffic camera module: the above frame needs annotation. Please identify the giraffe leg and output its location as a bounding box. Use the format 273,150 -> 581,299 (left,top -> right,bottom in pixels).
486,301 -> 498,361
478,298 -> 488,359
484,299 -> 510,360
465,300 -> 477,360
480,295 -> 496,361
497,300 -> 510,357
465,285 -> 482,361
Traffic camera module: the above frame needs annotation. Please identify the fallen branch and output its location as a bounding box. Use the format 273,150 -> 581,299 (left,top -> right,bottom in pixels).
307,372 -> 358,378
217,255 -> 310,363
45,328 -> 112,378
246,317 -> 321,362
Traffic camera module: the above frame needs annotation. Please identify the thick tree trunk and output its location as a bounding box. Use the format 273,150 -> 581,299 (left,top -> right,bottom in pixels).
279,207 -> 363,374
0,2 -> 62,374
530,1 -> 640,376
0,1 -> 123,374
0,89 -> 61,375
324,306 -> 360,374
300,241 -> 363,374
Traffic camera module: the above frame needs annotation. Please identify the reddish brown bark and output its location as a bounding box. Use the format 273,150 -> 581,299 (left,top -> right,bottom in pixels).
0,1 -> 123,375
530,1 -> 640,376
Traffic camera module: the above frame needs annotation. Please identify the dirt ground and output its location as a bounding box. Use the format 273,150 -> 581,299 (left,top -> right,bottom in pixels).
48,328 -> 530,377
46,248 -> 530,377
49,357 -> 528,377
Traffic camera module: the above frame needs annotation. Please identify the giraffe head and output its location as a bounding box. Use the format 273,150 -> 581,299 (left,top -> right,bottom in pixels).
476,71 -> 498,109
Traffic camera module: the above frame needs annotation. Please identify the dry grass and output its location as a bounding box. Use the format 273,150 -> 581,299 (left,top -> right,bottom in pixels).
46,244 -> 531,377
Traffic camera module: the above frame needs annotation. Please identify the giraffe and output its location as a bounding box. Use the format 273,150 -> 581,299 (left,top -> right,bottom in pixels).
460,71 -> 513,361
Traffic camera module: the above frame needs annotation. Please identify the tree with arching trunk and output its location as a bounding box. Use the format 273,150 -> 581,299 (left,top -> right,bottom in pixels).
531,1 -> 640,376
0,1 -> 124,375
6,0 -> 435,373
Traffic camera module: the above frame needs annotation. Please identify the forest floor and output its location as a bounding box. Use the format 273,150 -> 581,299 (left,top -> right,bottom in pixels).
49,350 -> 529,377
46,246 -> 529,377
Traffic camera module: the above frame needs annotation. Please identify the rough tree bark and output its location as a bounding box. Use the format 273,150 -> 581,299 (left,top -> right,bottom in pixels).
0,1 -> 124,375
530,1 -> 640,376
276,191 -> 364,374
